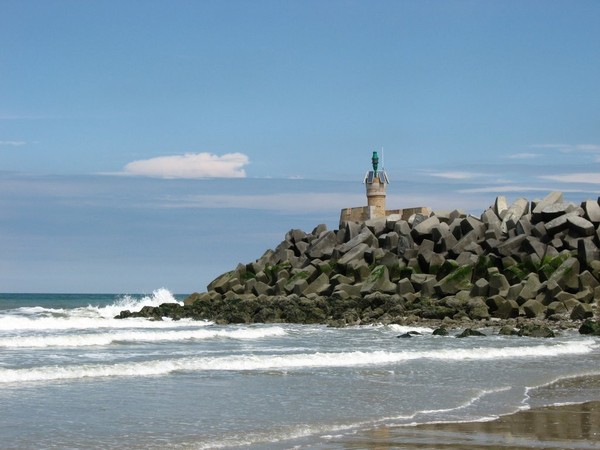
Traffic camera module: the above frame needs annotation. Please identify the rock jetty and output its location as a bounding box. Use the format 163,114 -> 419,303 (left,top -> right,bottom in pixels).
117,192 -> 600,333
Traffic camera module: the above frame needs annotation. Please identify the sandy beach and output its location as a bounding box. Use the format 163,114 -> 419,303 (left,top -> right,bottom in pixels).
341,401 -> 600,449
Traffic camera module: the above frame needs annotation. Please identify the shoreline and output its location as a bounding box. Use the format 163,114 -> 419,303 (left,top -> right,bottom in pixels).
338,401 -> 600,449
334,373 -> 600,449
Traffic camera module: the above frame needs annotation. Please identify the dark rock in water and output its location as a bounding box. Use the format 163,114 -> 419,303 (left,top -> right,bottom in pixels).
498,325 -> 518,336
456,328 -> 486,338
432,327 -> 448,336
115,309 -> 132,319
579,319 -> 600,335
397,332 -> 418,338
518,323 -> 555,338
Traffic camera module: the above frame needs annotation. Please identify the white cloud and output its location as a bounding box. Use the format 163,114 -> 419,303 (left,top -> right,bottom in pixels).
539,173 -> 600,184
123,152 -> 249,179
0,140 -> 26,147
508,153 -> 541,159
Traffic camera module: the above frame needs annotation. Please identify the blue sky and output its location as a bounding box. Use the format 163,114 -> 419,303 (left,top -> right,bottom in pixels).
1,1 -> 599,293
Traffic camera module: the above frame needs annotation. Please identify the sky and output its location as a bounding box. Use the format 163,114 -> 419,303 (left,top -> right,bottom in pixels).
1,0 -> 599,293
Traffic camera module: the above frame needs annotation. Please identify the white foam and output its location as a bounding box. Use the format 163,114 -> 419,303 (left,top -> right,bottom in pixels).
0,326 -> 286,348
417,386 -> 512,415
0,339 -> 593,384
388,324 -> 434,334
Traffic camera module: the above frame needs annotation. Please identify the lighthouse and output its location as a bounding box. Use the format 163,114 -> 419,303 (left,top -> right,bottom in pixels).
364,151 -> 389,219
339,150 -> 429,226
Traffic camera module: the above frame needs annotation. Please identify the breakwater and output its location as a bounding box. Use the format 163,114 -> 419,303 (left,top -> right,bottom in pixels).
119,192 -> 600,333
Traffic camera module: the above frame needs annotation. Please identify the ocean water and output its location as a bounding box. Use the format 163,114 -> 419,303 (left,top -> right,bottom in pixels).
1,290 -> 599,449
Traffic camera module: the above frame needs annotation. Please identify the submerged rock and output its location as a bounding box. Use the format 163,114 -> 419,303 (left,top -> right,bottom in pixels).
456,328 -> 486,338
579,319 -> 600,336
517,323 -> 556,338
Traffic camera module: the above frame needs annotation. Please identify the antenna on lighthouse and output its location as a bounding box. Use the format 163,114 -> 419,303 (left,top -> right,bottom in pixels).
381,147 -> 385,171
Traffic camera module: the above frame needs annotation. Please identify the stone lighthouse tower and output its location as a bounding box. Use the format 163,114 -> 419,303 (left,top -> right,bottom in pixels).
364,151 -> 389,219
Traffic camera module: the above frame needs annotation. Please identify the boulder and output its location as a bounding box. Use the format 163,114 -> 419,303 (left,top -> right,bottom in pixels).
577,239 -> 600,267
343,221 -> 363,242
522,299 -> 546,318
518,323 -> 555,338
488,269 -> 510,296
286,228 -> 308,244
302,273 -> 332,296
434,265 -> 473,296
486,295 -> 505,312
397,235 -> 414,257
332,283 -> 362,299
361,265 -> 397,295
365,218 -> 387,236
449,230 -> 481,258
493,299 -> 520,319
579,270 -> 600,291
380,232 -> 399,251
545,212 -> 580,236
307,231 -> 337,259
481,207 -> 502,226
347,259 -> 371,282
470,278 -> 490,297
548,257 -> 580,291
579,319 -> 600,335
467,297 -> 490,320
522,236 -> 547,260
397,278 -> 415,295
411,216 -> 441,243
496,234 -> 527,257
567,216 -> 595,237
499,325 -> 519,336
501,198 -> 529,234
541,202 -> 579,221
494,196 -> 509,219
461,216 -> 485,238
570,303 -> 593,320
516,274 -> 542,304
338,227 -> 377,254
456,328 -> 486,338
546,301 -> 568,317
410,273 -> 437,297
337,243 -> 370,267
582,200 -> 600,225
531,191 -> 564,222
207,270 -> 238,294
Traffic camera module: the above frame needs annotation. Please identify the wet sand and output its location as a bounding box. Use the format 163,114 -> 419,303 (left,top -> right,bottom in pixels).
341,401 -> 600,449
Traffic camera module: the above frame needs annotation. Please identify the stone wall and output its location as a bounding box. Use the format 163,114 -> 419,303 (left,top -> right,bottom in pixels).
339,206 -> 430,227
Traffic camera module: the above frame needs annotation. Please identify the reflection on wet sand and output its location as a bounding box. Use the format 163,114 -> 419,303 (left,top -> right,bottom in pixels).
340,401 -> 600,449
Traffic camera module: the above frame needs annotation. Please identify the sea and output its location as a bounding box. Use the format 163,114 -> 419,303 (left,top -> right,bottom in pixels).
1,289 -> 600,449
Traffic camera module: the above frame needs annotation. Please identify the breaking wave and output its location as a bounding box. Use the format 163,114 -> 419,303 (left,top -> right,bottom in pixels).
0,339 -> 593,384
0,288 -> 189,331
0,326 -> 286,348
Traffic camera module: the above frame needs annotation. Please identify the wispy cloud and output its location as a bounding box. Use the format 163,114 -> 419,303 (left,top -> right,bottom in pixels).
539,173 -> 600,184
508,152 -> 541,159
123,152 -> 249,179
529,143 -> 600,153
458,185 -> 589,194
0,140 -> 26,147
159,192 -> 365,213
426,171 -> 482,180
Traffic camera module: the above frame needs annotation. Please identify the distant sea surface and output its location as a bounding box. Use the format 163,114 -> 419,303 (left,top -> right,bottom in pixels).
1,290 -> 600,449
